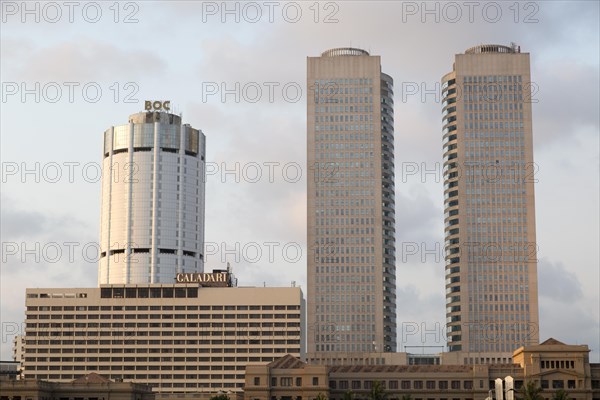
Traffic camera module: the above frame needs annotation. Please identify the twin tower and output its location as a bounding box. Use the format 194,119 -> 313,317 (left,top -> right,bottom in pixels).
98,44 -> 539,362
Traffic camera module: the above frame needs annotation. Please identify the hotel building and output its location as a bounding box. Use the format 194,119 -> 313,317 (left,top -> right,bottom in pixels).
21,283 -> 304,393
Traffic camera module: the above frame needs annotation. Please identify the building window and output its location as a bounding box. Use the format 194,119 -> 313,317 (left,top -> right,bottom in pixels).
313,377 -> 319,386
281,377 -> 292,387
567,380 -> 576,389
352,380 -> 361,389
552,380 -> 564,389
451,380 -> 461,389
296,377 -> 302,386
401,381 -> 411,389
271,377 -> 276,386
541,380 -> 549,389
439,381 -> 448,390
254,377 -> 260,386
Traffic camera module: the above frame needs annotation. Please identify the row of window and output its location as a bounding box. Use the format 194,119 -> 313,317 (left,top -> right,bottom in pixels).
462,94 -> 526,103
541,380 -> 578,389
330,379 -> 474,390
25,345 -> 299,354
28,314 -> 300,321
30,322 -> 300,328
28,375 -> 244,388
316,114 -> 373,122
28,360 -> 279,368
464,112 -> 524,120
263,376 -> 320,387
541,360 -> 576,369
315,180 -> 377,189
29,303 -> 298,311
314,104 -> 374,113
314,151 -> 375,160
315,228 -> 376,237
26,339 -> 300,348
315,96 -> 373,105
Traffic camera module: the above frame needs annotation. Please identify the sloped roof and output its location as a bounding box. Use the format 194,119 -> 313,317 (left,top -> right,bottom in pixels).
539,338 -> 566,346
268,354 -> 307,369
330,365 -> 473,373
71,373 -> 112,384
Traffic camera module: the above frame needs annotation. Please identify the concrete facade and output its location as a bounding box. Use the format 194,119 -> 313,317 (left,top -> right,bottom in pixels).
442,44 -> 539,359
307,47 -> 397,361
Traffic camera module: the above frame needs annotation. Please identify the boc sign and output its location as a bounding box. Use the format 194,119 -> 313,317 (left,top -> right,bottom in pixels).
145,100 -> 171,111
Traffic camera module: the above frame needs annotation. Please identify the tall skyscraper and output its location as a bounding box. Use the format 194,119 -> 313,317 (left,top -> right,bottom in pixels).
307,48 -> 396,361
99,106 -> 206,284
442,44 -> 539,359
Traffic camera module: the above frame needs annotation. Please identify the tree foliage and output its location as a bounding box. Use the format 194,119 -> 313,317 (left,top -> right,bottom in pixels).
368,381 -> 388,400
551,389 -> 570,400
518,381 -> 544,400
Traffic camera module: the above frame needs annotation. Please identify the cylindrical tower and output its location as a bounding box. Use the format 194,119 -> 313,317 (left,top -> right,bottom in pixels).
99,109 -> 206,284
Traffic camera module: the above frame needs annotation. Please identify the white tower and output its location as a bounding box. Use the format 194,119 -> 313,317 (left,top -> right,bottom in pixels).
99,106 -> 206,284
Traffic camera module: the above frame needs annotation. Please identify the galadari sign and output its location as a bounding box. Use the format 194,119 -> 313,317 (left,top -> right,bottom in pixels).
175,272 -> 230,287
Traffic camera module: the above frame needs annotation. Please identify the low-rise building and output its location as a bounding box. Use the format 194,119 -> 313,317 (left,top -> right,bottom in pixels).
244,339 -> 600,400
0,372 -> 154,400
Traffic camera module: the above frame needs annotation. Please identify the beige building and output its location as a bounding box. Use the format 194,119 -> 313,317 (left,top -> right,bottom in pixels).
307,48 -> 397,361
12,336 -> 25,379
0,372 -> 155,400
442,44 -> 539,359
22,284 -> 304,394
244,339 -> 600,400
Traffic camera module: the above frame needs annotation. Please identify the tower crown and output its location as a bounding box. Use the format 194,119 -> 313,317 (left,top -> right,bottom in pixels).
321,47 -> 370,57
465,43 -> 520,54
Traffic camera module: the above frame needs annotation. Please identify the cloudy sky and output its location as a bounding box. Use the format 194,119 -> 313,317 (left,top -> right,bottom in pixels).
1,1 -> 598,361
